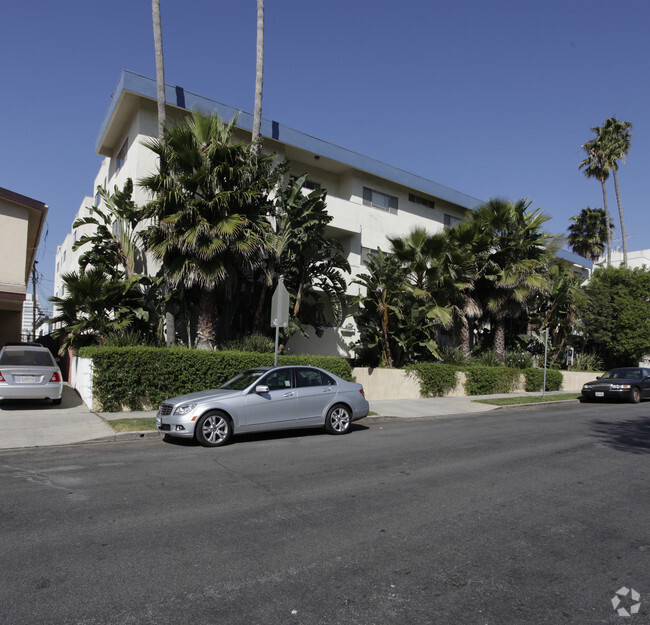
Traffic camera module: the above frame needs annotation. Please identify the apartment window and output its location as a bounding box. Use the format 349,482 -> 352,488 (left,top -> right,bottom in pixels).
112,220 -> 118,235
444,213 -> 462,228
63,250 -> 66,263
409,193 -> 435,209
289,176 -> 322,191
94,190 -> 101,206
363,187 -> 398,214
116,138 -> 128,171
360,246 -> 380,265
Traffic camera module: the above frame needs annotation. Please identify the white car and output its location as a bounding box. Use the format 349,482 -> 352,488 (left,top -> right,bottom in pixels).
0,343 -> 63,405
157,365 -> 369,447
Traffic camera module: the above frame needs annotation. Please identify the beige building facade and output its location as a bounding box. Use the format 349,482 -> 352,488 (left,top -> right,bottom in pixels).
0,187 -> 48,346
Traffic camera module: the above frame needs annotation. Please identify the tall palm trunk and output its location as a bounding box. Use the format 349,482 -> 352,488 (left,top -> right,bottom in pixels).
152,0 -> 175,345
600,177 -> 612,267
612,170 -> 628,267
494,318 -> 506,363
251,0 -> 264,153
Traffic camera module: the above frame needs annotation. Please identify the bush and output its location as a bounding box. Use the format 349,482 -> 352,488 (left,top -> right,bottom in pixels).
473,351 -> 501,367
464,366 -> 519,395
505,350 -> 533,369
523,368 -> 563,392
406,363 -> 459,397
220,333 -> 274,353
78,346 -> 353,411
438,346 -> 472,367
572,351 -> 604,372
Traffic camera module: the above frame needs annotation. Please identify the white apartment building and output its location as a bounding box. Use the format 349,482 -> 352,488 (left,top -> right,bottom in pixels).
597,248 -> 650,270
54,70 -> 588,356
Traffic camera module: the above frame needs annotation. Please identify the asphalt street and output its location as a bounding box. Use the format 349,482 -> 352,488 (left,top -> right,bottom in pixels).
1,401 -> 649,625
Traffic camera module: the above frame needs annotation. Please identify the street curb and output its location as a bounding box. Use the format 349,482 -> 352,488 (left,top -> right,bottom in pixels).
82,430 -> 162,444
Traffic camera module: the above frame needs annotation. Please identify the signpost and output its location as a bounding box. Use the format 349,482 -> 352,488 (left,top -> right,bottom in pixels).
270,278 -> 290,366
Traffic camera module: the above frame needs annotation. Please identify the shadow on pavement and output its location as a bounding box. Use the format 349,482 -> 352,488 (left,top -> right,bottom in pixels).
162,423 -> 369,447
590,416 -> 650,454
0,385 -> 85,411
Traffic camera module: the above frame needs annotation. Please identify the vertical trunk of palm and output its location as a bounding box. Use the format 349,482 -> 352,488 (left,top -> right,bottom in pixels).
380,294 -> 394,368
494,318 -> 506,363
196,290 -> 216,350
251,0 -> 264,153
612,170 -> 628,268
600,177 -> 612,267
459,314 -> 471,358
152,0 -> 175,346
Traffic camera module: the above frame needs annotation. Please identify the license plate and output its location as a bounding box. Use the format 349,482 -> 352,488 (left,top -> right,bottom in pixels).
595,392 -> 604,397
20,376 -> 36,383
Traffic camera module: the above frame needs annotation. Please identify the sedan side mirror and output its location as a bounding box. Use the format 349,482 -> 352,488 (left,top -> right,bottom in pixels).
255,385 -> 270,394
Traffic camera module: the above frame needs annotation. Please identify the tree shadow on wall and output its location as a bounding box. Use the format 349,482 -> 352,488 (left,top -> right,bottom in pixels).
590,415 -> 650,454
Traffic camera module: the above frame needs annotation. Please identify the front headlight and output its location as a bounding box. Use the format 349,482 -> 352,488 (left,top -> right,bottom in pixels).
582,385 -> 591,390
610,384 -> 631,390
174,402 -> 198,415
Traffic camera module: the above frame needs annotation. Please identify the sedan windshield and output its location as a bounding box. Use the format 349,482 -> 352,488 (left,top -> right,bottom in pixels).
601,369 -> 642,380
219,369 -> 267,391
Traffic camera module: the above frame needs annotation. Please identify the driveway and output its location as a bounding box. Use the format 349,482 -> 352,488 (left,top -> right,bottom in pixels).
0,384 -> 114,449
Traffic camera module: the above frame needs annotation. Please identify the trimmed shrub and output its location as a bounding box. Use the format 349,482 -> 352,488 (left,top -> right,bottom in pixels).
406,363 -> 459,397
464,366 -> 520,395
505,350 -> 533,369
523,368 -> 563,392
78,346 -> 353,411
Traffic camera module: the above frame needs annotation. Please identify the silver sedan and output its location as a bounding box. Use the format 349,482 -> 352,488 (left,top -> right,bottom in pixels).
0,343 -> 63,404
156,365 -> 369,447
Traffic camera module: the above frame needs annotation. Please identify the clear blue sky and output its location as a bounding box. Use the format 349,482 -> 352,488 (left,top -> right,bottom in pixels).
3,0 -> 649,311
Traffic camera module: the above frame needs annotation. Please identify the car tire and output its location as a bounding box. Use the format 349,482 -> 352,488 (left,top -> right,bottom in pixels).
325,404 -> 352,435
195,411 -> 233,447
52,398 -> 62,406
629,387 -> 641,404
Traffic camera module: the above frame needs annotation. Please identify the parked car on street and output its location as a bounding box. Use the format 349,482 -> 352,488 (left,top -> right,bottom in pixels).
0,343 -> 63,404
580,367 -> 650,404
156,365 -> 369,447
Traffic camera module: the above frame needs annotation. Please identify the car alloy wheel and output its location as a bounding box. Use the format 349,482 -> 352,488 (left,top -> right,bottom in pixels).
630,387 -> 641,404
195,411 -> 233,447
325,404 -> 351,435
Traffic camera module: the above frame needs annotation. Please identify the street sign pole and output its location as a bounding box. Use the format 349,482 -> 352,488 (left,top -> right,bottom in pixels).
270,277 -> 290,366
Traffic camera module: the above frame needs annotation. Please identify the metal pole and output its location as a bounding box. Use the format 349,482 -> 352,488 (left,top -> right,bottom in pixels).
542,327 -> 549,398
274,325 -> 279,367
32,261 -> 38,341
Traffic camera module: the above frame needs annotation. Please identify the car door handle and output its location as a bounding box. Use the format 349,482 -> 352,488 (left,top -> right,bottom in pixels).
283,392 -> 295,397
322,388 -> 332,392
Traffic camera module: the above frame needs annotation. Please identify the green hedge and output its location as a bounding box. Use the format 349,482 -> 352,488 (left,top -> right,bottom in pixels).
406,363 -> 459,397
523,368 -> 563,392
78,346 -> 353,411
463,366 -> 520,395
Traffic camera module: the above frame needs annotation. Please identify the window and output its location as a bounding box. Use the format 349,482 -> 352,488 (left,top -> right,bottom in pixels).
363,187 -> 398,214
289,176 -> 322,191
409,193 -> 435,209
94,190 -> 101,207
112,220 -> 118,235
116,138 -> 128,171
296,368 -> 337,388
62,250 -> 66,263
262,369 -> 293,391
444,213 -> 462,228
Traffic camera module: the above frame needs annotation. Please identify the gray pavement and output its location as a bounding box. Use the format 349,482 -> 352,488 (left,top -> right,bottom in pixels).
0,384 -> 578,451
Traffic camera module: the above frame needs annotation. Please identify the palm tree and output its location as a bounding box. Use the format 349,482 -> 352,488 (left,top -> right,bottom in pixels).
567,207 -> 612,262
139,111 -> 282,348
151,0 -> 175,344
468,198 -> 554,363
251,0 -> 264,154
580,128 -> 613,266
276,175 -> 350,335
601,117 -> 633,267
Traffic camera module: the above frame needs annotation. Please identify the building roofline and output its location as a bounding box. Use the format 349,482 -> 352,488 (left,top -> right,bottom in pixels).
96,70 -> 483,211
0,187 -> 48,213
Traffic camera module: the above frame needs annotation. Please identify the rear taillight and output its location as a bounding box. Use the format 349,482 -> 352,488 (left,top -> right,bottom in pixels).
359,388 -> 365,398
50,372 -> 62,382
0,371 -> 5,382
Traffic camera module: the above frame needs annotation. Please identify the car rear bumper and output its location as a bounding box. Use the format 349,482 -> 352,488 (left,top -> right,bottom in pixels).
0,382 -> 62,401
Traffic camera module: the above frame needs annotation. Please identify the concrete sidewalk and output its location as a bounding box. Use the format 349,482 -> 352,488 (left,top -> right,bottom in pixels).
0,385 -> 578,451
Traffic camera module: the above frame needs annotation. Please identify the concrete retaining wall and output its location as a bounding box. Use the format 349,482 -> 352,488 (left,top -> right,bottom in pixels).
352,367 -> 599,400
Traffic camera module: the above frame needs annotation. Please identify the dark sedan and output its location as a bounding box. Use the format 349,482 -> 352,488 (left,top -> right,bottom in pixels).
581,367 -> 650,404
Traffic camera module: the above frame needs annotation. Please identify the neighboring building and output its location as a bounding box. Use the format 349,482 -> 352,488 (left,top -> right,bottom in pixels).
597,248 -> 650,270
20,293 -> 50,342
54,70 -> 590,356
0,187 -> 48,347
